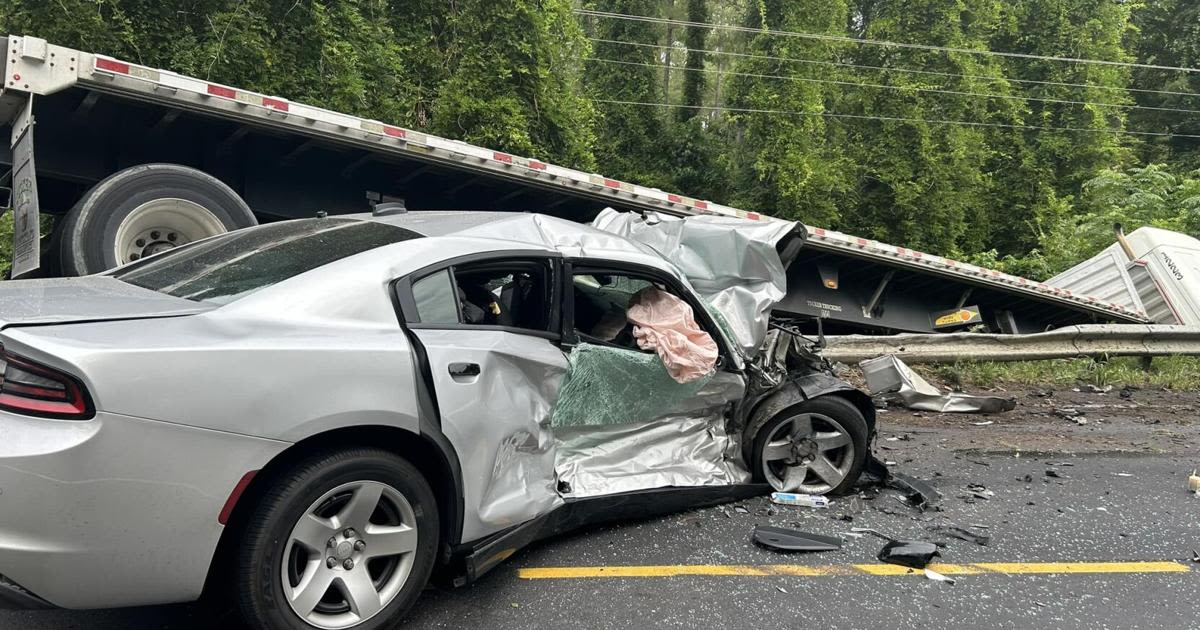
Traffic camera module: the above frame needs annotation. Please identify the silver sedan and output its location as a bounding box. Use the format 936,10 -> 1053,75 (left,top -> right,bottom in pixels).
0,211 -> 874,629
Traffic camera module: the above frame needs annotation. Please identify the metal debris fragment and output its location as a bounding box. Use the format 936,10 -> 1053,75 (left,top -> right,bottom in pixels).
861,355 -> 1016,413
926,524 -> 991,546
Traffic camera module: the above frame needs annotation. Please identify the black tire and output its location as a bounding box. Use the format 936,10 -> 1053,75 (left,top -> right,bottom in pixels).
58,163 -> 255,275
750,395 -> 869,496
234,448 -> 439,630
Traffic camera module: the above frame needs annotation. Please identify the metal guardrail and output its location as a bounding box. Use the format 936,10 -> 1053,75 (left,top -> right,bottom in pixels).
821,324 -> 1200,364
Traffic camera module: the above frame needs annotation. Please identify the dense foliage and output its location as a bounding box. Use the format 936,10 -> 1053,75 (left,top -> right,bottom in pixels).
3,0 -> 1200,278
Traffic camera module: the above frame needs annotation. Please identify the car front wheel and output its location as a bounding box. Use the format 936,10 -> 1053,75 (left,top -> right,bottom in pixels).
234,448 -> 439,630
751,396 -> 868,495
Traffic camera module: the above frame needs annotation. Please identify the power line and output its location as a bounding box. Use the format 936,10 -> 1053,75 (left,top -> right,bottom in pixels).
592,99 -> 1200,139
576,9 -> 1200,75
589,37 -> 1200,101
586,56 -> 1200,115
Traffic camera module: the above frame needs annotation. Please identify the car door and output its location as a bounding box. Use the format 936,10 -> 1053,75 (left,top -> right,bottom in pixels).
552,260 -> 750,497
396,254 -> 567,544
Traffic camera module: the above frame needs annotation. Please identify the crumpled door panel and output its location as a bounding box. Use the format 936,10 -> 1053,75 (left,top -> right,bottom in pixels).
411,328 -> 566,542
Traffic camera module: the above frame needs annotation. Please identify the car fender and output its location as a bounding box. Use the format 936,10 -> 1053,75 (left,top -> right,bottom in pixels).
741,372 -> 876,464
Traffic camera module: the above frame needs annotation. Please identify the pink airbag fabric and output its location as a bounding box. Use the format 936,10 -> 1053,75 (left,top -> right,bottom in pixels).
627,286 -> 719,383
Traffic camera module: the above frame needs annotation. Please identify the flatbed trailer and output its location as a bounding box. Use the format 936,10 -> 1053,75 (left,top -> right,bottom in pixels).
0,34 -> 1148,334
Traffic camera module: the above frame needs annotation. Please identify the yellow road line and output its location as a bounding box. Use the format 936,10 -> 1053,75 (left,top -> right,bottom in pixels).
518,561 -> 1191,580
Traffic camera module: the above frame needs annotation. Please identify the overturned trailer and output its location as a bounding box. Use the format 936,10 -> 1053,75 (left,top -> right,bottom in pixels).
1,34 -> 1145,336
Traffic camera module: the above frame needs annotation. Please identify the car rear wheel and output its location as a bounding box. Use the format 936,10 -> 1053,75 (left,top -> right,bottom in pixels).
234,448 -> 438,630
751,396 -> 868,495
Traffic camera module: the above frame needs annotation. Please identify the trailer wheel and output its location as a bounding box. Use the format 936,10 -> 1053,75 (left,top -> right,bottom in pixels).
58,164 -> 256,275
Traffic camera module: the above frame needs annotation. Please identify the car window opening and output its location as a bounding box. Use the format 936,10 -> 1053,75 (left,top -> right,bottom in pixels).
572,273 -> 663,351
452,262 -> 552,332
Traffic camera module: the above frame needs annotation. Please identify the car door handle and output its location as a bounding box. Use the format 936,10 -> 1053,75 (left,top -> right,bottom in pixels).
448,362 -> 481,378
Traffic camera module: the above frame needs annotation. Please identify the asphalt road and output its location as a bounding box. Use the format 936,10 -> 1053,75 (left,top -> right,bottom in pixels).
5,389 -> 1199,629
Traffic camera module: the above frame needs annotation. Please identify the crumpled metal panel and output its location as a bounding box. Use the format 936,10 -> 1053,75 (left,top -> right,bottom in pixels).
591,208 -> 799,357
553,371 -> 751,497
860,355 -> 1016,414
410,328 -> 566,541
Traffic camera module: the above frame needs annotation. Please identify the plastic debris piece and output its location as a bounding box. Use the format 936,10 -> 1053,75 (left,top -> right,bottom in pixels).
1113,473 -> 1134,477
888,472 -> 943,510
971,420 -> 994,426
850,527 -> 894,541
878,539 -> 940,569
752,525 -> 843,552
926,524 -> 991,546
924,568 -> 955,584
1045,469 -> 1066,479
1188,470 -> 1200,494
1191,550 -> 1199,563
771,492 -> 830,508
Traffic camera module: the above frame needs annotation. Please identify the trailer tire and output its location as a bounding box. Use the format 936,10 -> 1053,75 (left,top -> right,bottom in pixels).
58,164 -> 256,275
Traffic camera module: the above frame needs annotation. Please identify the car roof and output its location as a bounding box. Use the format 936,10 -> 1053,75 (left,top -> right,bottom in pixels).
353,210 -> 520,237
347,210 -> 669,266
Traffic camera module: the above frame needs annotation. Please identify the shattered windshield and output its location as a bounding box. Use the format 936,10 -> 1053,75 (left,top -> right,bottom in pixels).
109,218 -> 422,305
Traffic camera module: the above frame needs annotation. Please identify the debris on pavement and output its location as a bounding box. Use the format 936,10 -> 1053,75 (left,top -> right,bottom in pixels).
924,568 -> 956,584
1192,550 -> 1200,563
752,525 -> 842,552
860,355 -> 1017,414
887,472 -> 943,510
926,524 -> 991,546
877,539 -> 941,569
1053,407 -> 1088,425
1045,469 -> 1067,479
963,483 -> 995,500
1188,470 -> 1200,494
770,492 -> 830,508
971,420 -> 994,426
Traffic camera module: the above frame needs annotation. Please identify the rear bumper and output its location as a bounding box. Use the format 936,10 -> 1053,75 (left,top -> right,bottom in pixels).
0,409 -> 287,609
0,574 -> 54,610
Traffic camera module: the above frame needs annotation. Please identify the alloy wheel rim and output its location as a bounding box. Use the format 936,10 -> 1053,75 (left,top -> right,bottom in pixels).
761,412 -> 855,494
280,480 -> 418,629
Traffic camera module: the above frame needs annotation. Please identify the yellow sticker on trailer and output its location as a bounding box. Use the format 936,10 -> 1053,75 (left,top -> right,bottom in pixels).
933,306 -> 982,328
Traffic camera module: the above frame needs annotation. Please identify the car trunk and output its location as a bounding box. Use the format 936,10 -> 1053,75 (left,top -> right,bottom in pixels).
0,276 -> 212,329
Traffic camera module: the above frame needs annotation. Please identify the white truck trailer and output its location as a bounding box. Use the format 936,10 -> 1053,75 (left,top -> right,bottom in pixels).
0,34 -> 1147,335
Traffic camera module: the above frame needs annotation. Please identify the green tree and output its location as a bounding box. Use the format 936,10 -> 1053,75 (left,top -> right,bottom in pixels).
584,0 -> 673,187
1128,0 -> 1200,171
1037,164 -> 1200,273
430,0 -> 596,167
724,0 -> 852,227
838,0 -> 1014,255
987,0 -> 1136,254
678,0 -> 708,119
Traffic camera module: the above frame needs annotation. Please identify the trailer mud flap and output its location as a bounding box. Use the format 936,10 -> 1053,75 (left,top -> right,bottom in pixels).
8,94 -> 39,277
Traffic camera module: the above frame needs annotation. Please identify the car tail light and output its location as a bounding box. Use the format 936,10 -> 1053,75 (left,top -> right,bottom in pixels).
0,347 -> 93,419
